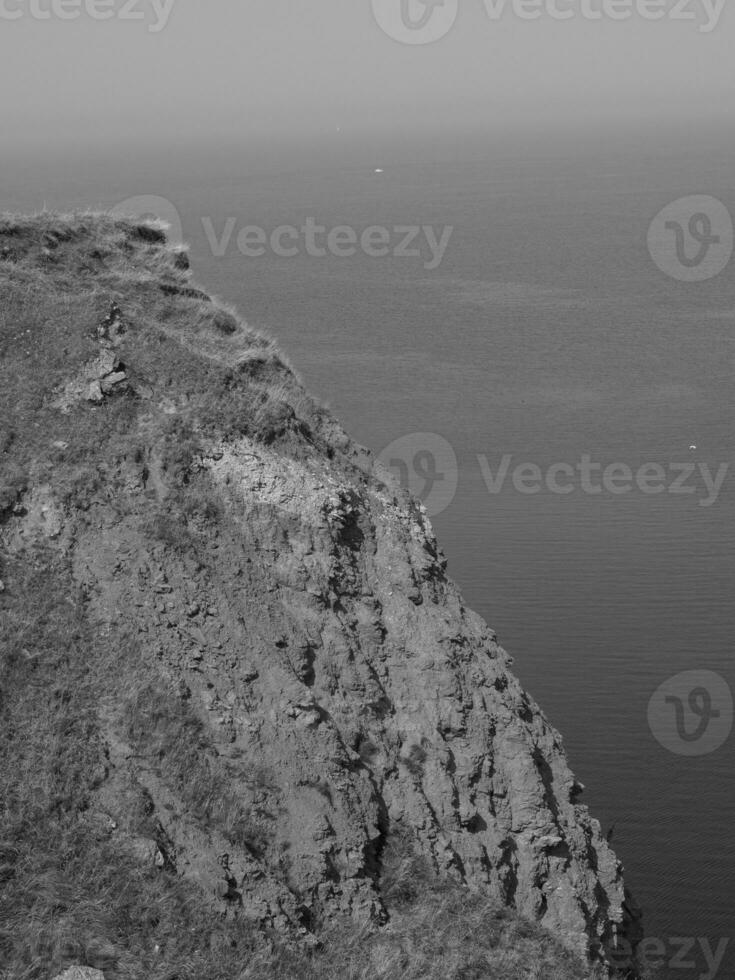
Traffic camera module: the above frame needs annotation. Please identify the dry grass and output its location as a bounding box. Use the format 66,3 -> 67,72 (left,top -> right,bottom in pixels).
0,555 -> 260,980
0,211 -> 311,468
123,682 -> 273,854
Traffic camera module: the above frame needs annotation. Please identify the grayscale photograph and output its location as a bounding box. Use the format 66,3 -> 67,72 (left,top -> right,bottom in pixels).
0,2 -> 732,978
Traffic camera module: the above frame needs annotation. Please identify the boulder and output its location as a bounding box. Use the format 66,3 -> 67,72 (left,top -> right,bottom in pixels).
52,968 -> 105,980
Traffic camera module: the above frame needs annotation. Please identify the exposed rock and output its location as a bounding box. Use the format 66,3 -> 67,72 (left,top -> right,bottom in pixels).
20,425 -> 637,967
86,380 -> 104,404
53,344 -> 128,411
51,969 -> 105,980
98,301 -> 125,342
100,371 -> 128,394
3,485 -> 64,547
122,835 -> 166,868
0,214 -> 641,974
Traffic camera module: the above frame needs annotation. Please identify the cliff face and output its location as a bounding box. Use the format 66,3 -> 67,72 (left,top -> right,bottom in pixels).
0,214 -> 638,974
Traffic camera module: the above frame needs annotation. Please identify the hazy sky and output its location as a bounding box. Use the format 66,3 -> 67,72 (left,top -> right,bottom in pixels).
1,0 -> 733,151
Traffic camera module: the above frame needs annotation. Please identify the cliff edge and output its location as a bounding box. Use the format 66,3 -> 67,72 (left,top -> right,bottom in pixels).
0,213 -> 640,979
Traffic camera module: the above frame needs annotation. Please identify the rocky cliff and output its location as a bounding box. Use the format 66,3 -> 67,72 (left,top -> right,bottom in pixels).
0,214 -> 639,977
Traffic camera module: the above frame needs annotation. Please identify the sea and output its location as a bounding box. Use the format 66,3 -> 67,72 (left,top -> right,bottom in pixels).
3,120 -> 733,978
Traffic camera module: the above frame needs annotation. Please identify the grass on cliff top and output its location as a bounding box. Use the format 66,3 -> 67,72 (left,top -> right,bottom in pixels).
0,211 -> 334,485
